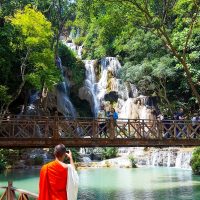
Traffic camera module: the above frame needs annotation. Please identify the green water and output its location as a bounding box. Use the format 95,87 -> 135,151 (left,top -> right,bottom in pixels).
0,167 -> 200,200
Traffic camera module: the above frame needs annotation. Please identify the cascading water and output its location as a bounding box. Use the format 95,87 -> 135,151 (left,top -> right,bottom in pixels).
63,38 -> 156,120
97,57 -> 122,104
65,42 -> 82,59
117,147 -> 192,169
84,60 -> 99,117
175,152 -> 192,169
56,57 -> 76,118
167,151 -> 171,167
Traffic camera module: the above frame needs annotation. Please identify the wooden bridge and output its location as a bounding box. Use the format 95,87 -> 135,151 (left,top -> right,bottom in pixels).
0,115 -> 200,148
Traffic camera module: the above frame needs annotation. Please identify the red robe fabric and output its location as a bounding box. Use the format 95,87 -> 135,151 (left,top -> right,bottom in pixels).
38,160 -> 68,200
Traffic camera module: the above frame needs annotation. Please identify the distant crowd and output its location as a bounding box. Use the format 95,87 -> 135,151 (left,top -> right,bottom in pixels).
157,108 -> 200,138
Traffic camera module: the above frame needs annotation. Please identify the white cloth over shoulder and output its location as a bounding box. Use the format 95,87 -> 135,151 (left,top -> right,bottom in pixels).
67,164 -> 79,200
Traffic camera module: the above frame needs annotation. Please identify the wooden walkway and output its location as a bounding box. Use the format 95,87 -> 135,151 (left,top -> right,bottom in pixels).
0,115 -> 200,147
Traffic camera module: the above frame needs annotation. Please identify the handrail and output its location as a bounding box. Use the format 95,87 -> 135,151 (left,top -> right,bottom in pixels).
1,114 -> 199,123
0,182 -> 38,200
0,115 -> 200,147
12,187 -> 38,198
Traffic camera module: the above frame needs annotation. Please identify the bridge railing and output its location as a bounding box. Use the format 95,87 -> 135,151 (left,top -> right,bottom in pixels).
0,115 -> 200,140
0,181 -> 38,200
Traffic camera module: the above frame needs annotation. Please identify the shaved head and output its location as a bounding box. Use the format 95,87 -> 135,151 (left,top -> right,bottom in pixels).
54,144 -> 66,158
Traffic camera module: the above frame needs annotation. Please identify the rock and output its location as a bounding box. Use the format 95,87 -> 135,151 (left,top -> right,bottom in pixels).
78,86 -> 94,109
15,160 -> 26,169
104,91 -> 119,102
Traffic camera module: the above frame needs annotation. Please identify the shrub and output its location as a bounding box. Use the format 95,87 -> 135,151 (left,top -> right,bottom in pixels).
190,147 -> 200,175
58,43 -> 85,87
33,156 -> 44,165
0,149 -> 21,170
128,155 -> 137,168
0,160 -> 6,172
73,37 -> 85,46
102,147 -> 118,160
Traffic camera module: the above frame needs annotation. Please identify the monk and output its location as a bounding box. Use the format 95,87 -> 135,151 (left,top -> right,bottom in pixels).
38,144 -> 79,200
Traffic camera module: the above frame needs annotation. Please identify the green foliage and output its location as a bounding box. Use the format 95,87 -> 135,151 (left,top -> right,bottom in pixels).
69,148 -> 80,162
73,36 -> 86,46
101,147 -> 118,160
0,86 -> 11,106
0,149 -> 21,171
8,6 -> 60,90
58,43 -> 85,87
74,0 -> 130,58
128,155 -> 137,168
0,149 -> 7,172
74,0 -> 200,109
190,147 -> 200,175
33,156 -> 44,165
0,5 -> 61,114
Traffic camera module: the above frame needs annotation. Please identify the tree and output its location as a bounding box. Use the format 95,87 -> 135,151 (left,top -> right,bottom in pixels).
118,29 -> 183,114
37,0 -> 76,55
104,0 -> 200,106
74,0 -> 130,58
75,0 -> 200,106
0,5 -> 60,116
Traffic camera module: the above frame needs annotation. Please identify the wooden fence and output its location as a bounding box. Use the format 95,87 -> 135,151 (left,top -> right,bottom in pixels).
0,182 -> 38,200
0,115 -> 200,147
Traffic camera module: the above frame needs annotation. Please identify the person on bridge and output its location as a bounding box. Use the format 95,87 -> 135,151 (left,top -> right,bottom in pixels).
107,107 -> 118,121
38,144 -> 79,200
98,105 -> 107,137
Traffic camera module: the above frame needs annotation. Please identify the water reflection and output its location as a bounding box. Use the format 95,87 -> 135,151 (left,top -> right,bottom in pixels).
78,168 -> 200,200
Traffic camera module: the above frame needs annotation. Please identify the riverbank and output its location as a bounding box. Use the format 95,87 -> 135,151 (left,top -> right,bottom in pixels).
0,147 -> 194,171
79,147 -> 194,169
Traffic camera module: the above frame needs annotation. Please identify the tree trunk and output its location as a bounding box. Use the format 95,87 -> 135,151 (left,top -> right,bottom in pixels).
180,58 -> 200,106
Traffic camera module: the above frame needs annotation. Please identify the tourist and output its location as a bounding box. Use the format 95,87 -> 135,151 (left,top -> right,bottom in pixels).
106,107 -> 118,138
97,105 -> 107,137
107,107 -> 118,121
191,113 -> 200,138
38,144 -> 79,200
175,108 -> 186,138
175,108 -> 185,121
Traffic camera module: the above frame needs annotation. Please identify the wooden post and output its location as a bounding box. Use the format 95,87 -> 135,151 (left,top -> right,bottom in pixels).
128,119 -> 130,138
157,120 -> 163,139
187,123 -> 191,139
109,118 -> 115,139
174,122 -> 177,138
44,117 -> 49,138
142,119 -> 145,138
7,181 -> 14,200
53,111 -> 59,139
92,119 -> 97,138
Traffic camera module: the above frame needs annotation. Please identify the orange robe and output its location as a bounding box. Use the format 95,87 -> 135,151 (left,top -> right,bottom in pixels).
38,160 -> 68,200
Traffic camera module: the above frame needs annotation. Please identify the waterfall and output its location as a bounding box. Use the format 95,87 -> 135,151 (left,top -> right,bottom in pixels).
117,147 -> 192,169
64,38 -> 156,119
65,42 -> 82,59
175,152 -> 182,168
175,152 -> 192,169
167,151 -> 171,167
151,151 -> 159,166
81,57 -> 124,117
56,57 -> 76,118
84,60 -> 99,117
